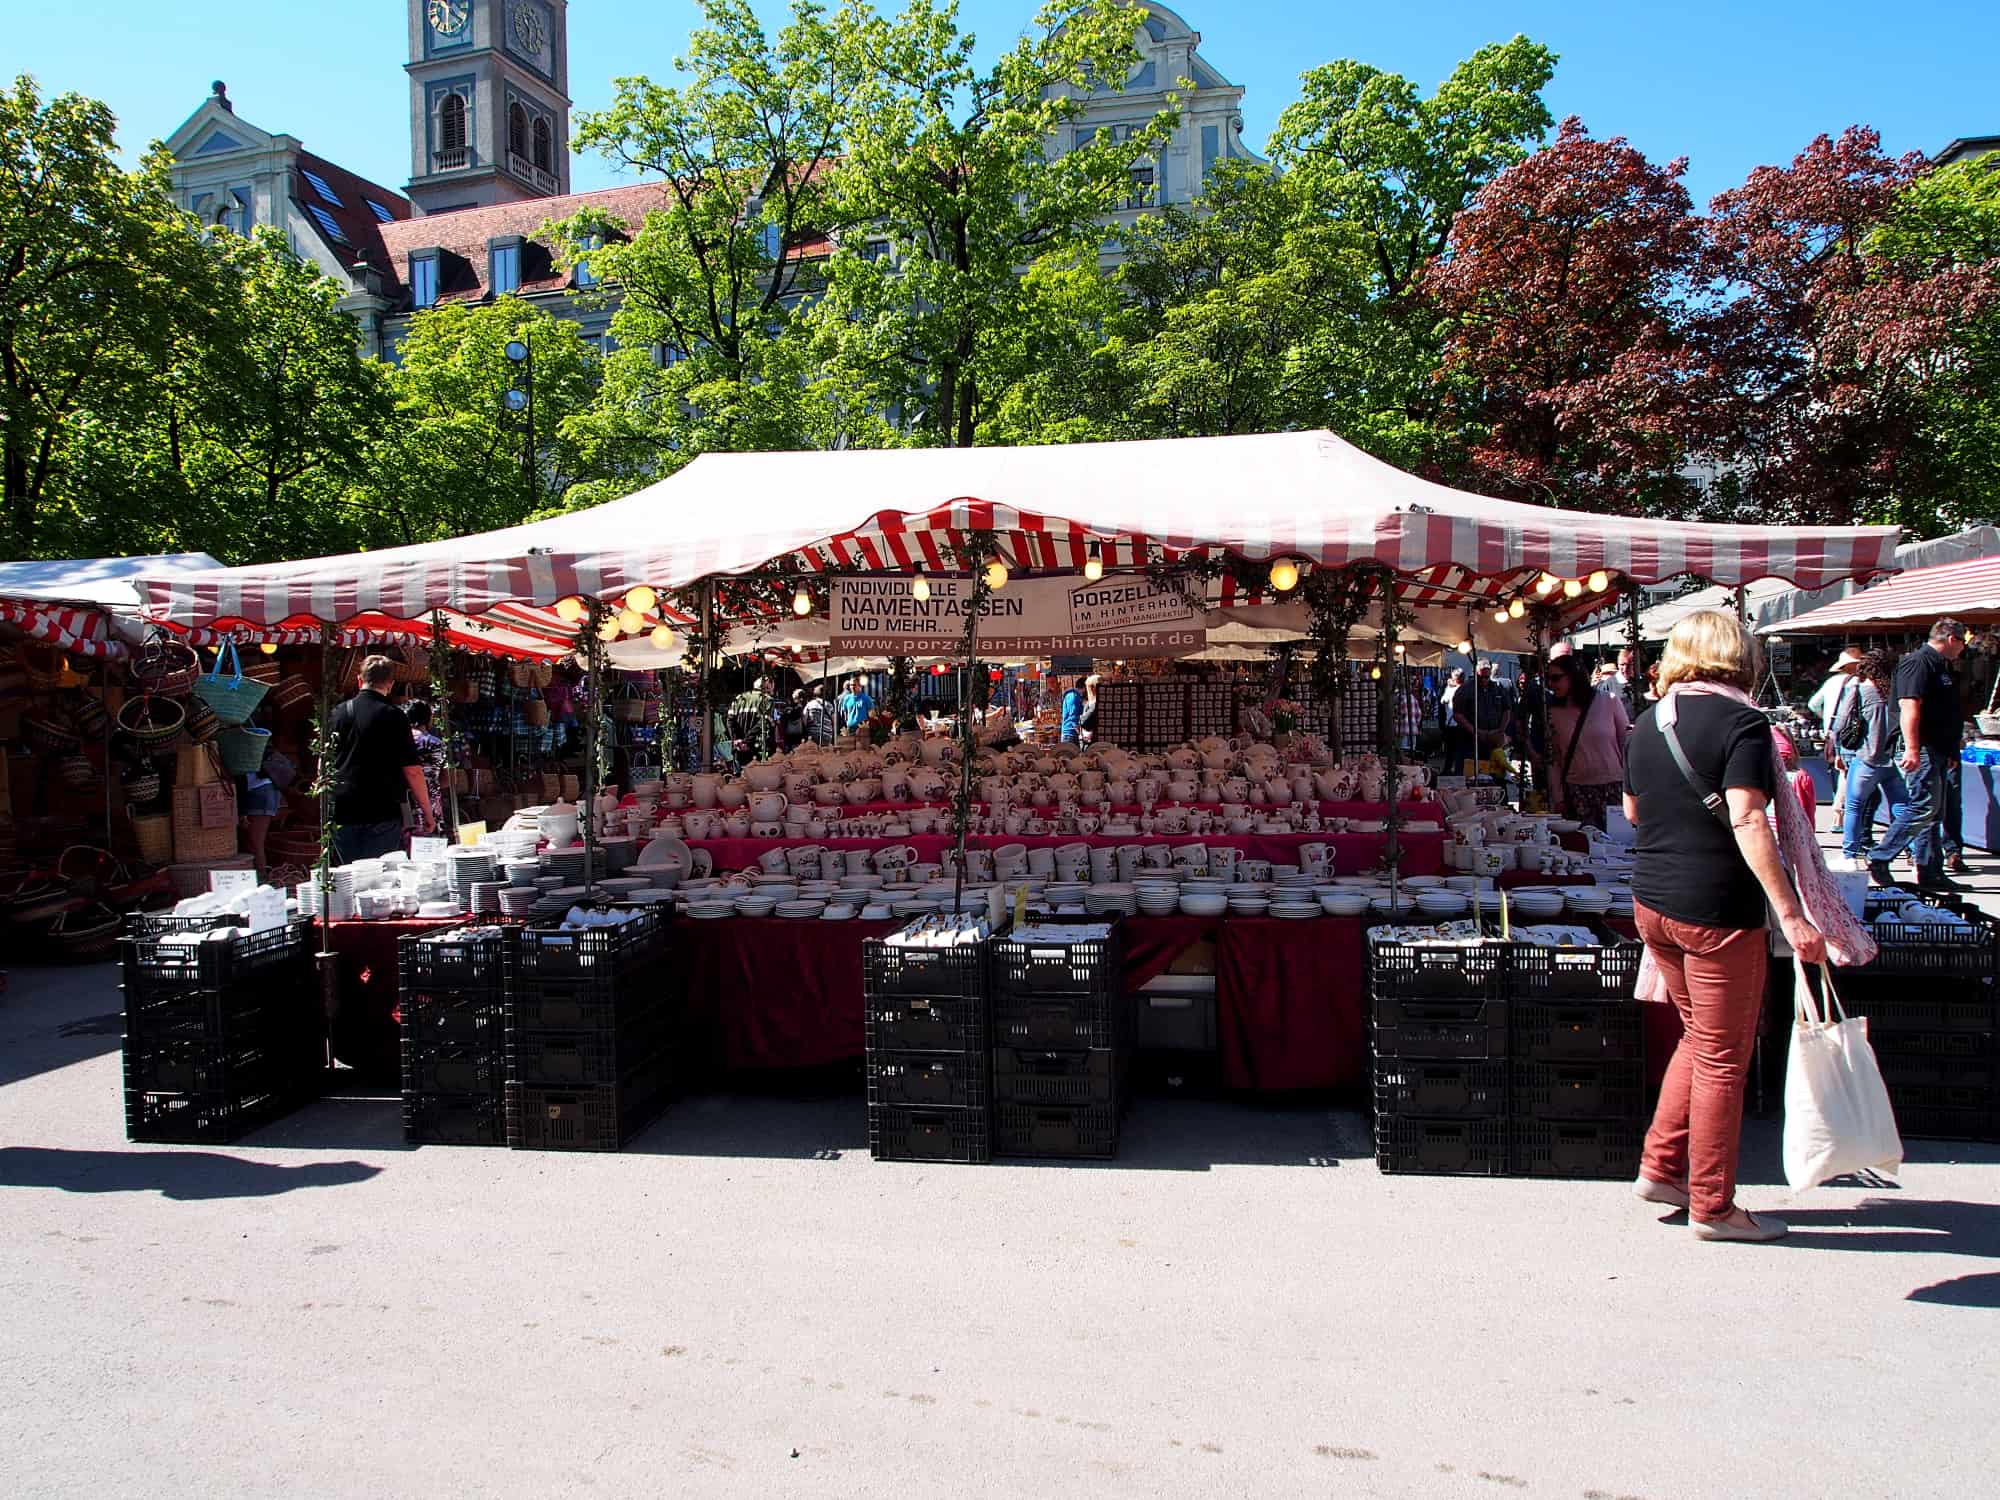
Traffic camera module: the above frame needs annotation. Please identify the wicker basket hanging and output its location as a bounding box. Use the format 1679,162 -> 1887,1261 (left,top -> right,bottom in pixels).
190,640 -> 271,725
17,642 -> 81,692
130,637 -> 200,698
123,765 -> 163,805
24,714 -> 81,755
59,752 -> 95,790
183,697 -> 220,743
116,694 -> 187,756
67,692 -> 108,737
267,676 -> 313,714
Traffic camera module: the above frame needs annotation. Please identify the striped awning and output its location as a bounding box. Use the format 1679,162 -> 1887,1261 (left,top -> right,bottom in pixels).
138,431 -> 1901,634
1774,555 -> 2000,635
0,599 -> 127,660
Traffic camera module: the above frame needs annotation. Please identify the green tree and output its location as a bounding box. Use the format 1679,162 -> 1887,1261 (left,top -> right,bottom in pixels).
369,299 -> 612,536
810,0 -> 1175,447
0,75 -> 213,557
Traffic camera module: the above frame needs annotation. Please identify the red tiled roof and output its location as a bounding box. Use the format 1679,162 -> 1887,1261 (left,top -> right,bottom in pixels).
293,151 -> 412,275
373,178 -> 834,309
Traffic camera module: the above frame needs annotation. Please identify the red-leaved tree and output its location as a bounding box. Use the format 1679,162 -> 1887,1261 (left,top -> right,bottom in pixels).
1423,118 -> 1710,515
1700,126 -> 2000,525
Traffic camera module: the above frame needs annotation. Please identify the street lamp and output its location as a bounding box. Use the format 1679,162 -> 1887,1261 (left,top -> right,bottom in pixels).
504,337 -> 534,515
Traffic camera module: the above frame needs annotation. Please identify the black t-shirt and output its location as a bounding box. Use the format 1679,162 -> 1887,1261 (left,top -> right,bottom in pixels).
1623,696 -> 1777,930
1892,644 -> 1961,757
330,690 -> 419,826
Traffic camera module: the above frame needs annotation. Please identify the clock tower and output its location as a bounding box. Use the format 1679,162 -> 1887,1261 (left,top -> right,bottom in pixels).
405,0 -> 571,215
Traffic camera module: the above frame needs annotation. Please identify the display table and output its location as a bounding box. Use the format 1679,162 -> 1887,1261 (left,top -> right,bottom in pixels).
1215,917 -> 1366,1091
687,830 -> 1445,878
678,916 -> 897,1072
316,916 -> 460,1086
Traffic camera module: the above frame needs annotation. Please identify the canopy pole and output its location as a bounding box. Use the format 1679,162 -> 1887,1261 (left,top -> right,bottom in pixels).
697,582 -> 715,771
1625,584 -> 1644,722
582,603 -> 603,896
430,610 -> 459,838
1375,577 -> 1402,879
952,560 -> 992,918
313,623 -> 339,1070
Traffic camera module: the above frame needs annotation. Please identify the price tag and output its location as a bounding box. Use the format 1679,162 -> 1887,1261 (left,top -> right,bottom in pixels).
409,836 -> 448,862
209,868 -> 257,897
456,820 -> 487,847
243,885 -> 288,933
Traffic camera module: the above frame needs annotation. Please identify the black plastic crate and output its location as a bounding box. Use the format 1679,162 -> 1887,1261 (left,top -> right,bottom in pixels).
505,1075 -> 668,1152
398,924 -> 514,995
1840,982 -> 1999,1035
510,968 -> 669,1032
992,1046 -> 1122,1107
1510,1119 -> 1643,1179
1372,1058 -> 1509,1119
868,1104 -> 990,1164
119,919 -> 313,990
1371,994 -> 1509,1060
1510,997 -> 1644,1063
1852,905 -> 1998,978
124,1084 -> 300,1144
864,991 -> 987,1054
994,1102 -> 1118,1159
123,962 -> 318,1045
127,912 -> 248,936
991,987 -> 1123,1050
866,1050 -> 990,1110
989,917 -> 1123,997
1373,1114 -> 1509,1176
1368,938 -> 1509,1001
1511,1059 -> 1647,1122
401,1040 -> 506,1097
863,938 -> 989,1002
1893,1103 -> 1997,1142
507,1024 -> 668,1089
400,989 -> 508,1049
1508,931 -> 1642,1001
124,1032 -> 317,1098
513,909 -> 666,981
1885,1080 -> 1997,1115
403,1091 -> 507,1146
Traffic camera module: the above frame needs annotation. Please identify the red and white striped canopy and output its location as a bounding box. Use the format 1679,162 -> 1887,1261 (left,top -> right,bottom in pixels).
139,431 -> 1900,630
1776,555 -> 2000,635
0,599 -> 126,660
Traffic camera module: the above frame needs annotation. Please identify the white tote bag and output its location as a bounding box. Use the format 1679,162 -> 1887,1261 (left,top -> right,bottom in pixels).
1783,962 -> 1903,1191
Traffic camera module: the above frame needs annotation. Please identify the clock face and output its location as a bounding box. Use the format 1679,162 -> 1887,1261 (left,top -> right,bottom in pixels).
511,1 -> 547,55
427,0 -> 469,37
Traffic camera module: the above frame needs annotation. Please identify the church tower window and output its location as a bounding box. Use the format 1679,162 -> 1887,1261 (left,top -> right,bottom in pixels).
437,93 -> 468,166
508,103 -> 528,160
532,116 -> 552,172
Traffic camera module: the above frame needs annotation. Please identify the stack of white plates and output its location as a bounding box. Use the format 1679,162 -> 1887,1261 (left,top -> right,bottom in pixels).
1272,871 -> 1318,895
736,893 -> 778,916
1085,883 -> 1137,916
1415,889 -> 1470,919
1371,895 -> 1419,919
1319,891 -> 1371,917
685,900 -> 736,920
503,858 -> 542,888
1227,889 -> 1270,916
775,900 -> 826,918
467,880 -> 507,916
416,899 -> 460,919
840,872 -> 885,890
598,876 -> 650,896
1443,874 -> 1484,892
497,887 -> 538,917
1179,891 -> 1228,917
1135,882 -> 1180,915
1565,887 -> 1614,917
821,904 -> 857,921
543,848 -> 588,882
1509,889 -> 1567,921
1044,882 -> 1090,907
623,887 -> 676,906
483,829 -> 541,861
890,899 -> 932,917
859,903 -> 892,920
1268,899 -> 1320,920
1401,875 -> 1445,890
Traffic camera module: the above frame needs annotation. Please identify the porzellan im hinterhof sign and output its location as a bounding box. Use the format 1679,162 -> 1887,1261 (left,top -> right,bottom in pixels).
829,573 -> 1205,658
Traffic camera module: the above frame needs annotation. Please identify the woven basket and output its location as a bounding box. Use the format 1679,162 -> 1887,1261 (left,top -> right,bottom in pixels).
266,831 -> 322,867
117,694 -> 186,754
18,642 -> 79,692
130,812 -> 173,864
183,697 -> 220,743
217,725 -> 271,775
242,658 -> 281,684
131,638 -> 200,698
171,781 -> 239,862
48,902 -> 122,959
166,855 -> 254,900
67,693 -> 108,737
59,752 -> 95,790
123,765 -> 163,805
268,677 -> 313,714
24,715 -> 81,755
191,641 -> 271,725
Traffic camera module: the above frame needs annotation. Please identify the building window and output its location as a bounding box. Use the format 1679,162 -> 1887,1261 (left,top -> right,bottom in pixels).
574,232 -> 603,288
367,199 -> 395,223
306,203 -> 349,245
490,243 -> 520,296
532,117 -> 553,172
301,168 -> 344,207
508,103 -> 528,160
410,254 -> 439,309
861,238 -> 891,262
1201,124 -> 1219,183
437,94 -> 468,167
1126,165 -> 1154,210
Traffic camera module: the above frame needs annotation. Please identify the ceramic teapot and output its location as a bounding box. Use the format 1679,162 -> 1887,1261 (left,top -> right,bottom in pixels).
749,791 -> 788,822
717,778 -> 749,809
691,773 -> 723,808
744,761 -> 784,793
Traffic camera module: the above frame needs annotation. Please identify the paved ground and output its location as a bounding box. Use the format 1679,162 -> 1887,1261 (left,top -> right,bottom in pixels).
4,945 -> 1998,1500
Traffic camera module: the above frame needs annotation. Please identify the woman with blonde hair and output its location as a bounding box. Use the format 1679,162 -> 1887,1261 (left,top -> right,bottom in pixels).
1621,609 -> 1873,1242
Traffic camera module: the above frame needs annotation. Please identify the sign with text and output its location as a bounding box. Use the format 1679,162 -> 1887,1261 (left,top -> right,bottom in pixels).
829,574 -> 1204,659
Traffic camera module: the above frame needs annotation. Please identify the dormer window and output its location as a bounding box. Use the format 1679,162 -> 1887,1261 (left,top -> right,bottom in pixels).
410,252 -> 440,309
490,239 -> 521,296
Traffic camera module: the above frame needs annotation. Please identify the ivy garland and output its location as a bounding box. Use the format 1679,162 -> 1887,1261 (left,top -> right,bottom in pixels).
1302,566 -> 1377,712
309,623 -> 340,892
428,611 -> 457,832
946,532 -> 1001,912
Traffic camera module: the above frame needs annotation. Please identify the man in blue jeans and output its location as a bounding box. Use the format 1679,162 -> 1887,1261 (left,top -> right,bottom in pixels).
1868,618 -> 1968,891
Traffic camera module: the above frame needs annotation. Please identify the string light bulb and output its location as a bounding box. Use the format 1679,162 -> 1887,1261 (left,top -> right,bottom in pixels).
911,568 -> 931,603
984,559 -> 1010,590
1508,598 -> 1526,619
1456,639 -> 1473,655
1535,573 -> 1560,596
617,608 -> 644,634
649,624 -> 675,652
792,586 -> 813,616
554,596 -> 587,624
1268,558 -> 1301,593
597,621 -> 620,643
1369,665 -> 1382,680
1493,608 -> 1510,625
1588,570 -> 1610,593
1563,578 -> 1584,599
624,584 -> 657,615
1394,642 -> 1406,656
259,642 -> 278,655
1083,542 -> 1104,582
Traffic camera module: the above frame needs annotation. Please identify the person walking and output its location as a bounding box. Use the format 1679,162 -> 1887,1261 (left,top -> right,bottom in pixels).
329,655 -> 433,862
1076,674 -> 1102,745
1623,610 -> 1831,1243
1867,618 -> 1969,892
1833,647 -> 1906,862
837,675 -> 874,736
404,700 -> 448,832
727,676 -> 776,762
802,681 -> 837,747
1544,653 -> 1631,830
1059,678 -> 1083,744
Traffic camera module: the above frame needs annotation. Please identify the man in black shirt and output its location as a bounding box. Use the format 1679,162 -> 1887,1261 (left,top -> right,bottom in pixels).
330,656 -> 432,863
1452,661 -> 1516,772
1868,617 -> 1967,890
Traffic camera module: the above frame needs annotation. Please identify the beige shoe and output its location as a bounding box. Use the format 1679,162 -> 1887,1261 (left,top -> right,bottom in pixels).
1633,1176 -> 1690,1210
1692,1209 -> 1788,1243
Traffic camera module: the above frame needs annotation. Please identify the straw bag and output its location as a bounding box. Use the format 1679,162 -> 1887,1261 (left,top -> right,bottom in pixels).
130,637 -> 199,698
191,640 -> 270,725
217,725 -> 271,775
128,810 -> 172,865
171,780 -> 238,861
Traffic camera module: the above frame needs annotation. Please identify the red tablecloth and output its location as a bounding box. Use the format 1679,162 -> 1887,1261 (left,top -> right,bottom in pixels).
689,830 -> 1445,877
316,917 -> 460,1085
1120,914 -> 1220,990
678,916 -> 897,1072
1496,871 -> 1600,889
1215,916 -> 1367,1092
640,796 -> 1440,823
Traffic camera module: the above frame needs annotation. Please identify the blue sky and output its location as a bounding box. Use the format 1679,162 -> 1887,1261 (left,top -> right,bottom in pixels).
17,1 -> 1994,208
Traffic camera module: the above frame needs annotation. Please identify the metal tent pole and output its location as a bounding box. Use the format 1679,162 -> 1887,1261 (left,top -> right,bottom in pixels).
698,582 -> 715,771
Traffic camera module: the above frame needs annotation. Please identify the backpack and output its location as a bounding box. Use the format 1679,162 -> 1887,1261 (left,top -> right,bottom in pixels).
1834,681 -> 1867,754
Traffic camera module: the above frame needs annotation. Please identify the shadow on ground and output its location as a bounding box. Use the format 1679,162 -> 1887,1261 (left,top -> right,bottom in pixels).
0,1145 -> 380,1201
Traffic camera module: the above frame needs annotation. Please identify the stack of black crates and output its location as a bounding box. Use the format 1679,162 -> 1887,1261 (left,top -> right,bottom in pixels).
505,907 -> 673,1151
121,915 -> 321,1143
1841,891 -> 2000,1142
989,915 -> 1129,1159
1371,926 -> 1645,1178
399,925 -> 513,1146
864,928 -> 994,1163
